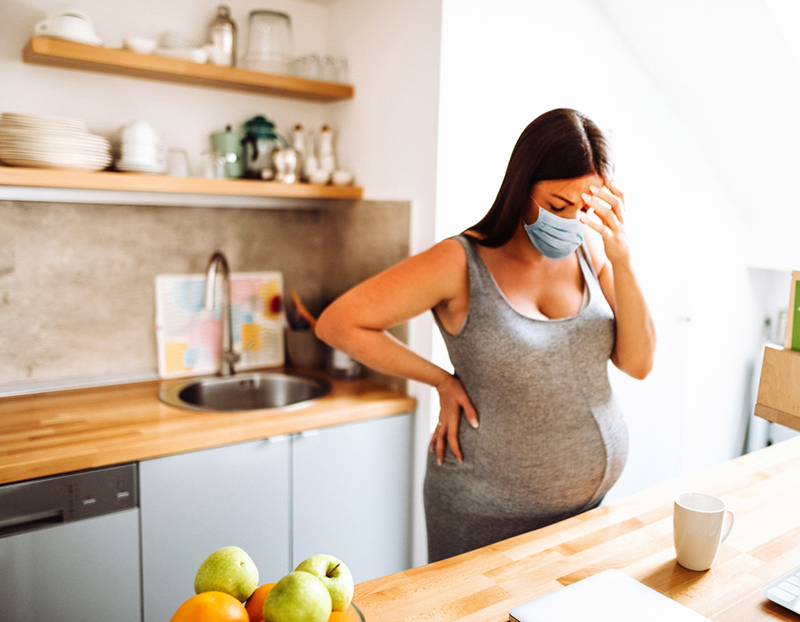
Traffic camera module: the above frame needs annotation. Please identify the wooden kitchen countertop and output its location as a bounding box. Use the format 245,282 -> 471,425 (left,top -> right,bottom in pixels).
0,372 -> 415,485
354,435 -> 800,622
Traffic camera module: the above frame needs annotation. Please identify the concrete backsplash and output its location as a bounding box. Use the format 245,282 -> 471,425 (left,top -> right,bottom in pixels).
0,199 -> 410,389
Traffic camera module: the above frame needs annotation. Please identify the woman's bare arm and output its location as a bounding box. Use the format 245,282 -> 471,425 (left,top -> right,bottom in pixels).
316,239 -> 479,463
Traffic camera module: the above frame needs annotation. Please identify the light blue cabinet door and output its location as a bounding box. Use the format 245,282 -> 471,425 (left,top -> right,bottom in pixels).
291,413 -> 412,583
140,437 -> 291,622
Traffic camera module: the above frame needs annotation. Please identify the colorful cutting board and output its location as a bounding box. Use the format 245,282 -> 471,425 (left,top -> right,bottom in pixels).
155,272 -> 285,379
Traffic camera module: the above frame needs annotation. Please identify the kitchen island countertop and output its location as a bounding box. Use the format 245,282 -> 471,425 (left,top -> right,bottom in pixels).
0,371 -> 415,485
354,435 -> 800,622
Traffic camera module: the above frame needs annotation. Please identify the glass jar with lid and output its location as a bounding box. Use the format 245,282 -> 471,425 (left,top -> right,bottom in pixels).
242,10 -> 293,74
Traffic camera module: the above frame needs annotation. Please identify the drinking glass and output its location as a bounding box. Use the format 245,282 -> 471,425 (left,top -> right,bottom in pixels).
199,150 -> 227,179
167,149 -> 191,177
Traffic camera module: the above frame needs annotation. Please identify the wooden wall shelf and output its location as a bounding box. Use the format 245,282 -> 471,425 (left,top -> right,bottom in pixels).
0,166 -> 363,201
23,37 -> 354,101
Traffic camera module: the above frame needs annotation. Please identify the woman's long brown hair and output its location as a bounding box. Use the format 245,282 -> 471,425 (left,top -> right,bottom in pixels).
467,109 -> 614,247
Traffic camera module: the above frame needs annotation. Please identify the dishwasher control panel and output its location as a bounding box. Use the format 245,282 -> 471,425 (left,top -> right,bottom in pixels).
0,463 -> 138,537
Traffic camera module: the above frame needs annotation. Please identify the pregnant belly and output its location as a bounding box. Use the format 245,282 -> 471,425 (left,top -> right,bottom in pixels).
437,403 -> 628,517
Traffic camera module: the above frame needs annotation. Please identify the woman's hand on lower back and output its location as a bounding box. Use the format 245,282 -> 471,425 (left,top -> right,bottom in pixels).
429,375 -> 479,465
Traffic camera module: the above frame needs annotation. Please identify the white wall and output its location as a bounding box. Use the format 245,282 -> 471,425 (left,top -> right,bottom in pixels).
596,0 -> 800,272
326,0 -> 442,569
742,268 -> 794,453
435,0 -> 755,505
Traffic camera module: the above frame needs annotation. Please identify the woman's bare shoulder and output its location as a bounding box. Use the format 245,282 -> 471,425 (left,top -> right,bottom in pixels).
367,237 -> 468,294
419,236 -> 469,268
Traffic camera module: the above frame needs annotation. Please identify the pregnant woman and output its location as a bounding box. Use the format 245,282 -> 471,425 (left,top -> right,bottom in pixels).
316,108 -> 656,562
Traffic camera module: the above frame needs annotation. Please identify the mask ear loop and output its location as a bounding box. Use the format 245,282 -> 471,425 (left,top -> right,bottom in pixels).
524,195 -> 544,227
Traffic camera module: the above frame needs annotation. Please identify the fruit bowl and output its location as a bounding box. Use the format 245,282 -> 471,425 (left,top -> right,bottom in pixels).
345,601 -> 366,621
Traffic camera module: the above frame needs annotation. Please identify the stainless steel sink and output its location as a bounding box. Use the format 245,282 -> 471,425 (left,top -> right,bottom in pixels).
159,372 -> 333,412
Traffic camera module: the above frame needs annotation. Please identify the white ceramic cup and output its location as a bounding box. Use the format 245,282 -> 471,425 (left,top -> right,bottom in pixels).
673,492 -> 734,571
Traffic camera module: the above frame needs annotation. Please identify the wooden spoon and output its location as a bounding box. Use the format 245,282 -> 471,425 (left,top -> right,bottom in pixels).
290,290 -> 317,331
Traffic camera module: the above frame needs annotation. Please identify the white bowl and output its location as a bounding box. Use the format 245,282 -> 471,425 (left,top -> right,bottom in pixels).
308,171 -> 330,185
331,170 -> 354,186
123,37 -> 157,55
154,47 -> 209,64
159,31 -> 197,49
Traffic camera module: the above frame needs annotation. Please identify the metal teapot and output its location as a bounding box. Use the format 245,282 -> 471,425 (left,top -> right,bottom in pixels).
242,115 -> 287,180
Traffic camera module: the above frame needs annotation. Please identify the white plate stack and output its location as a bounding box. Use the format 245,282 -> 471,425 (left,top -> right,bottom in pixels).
0,113 -> 111,171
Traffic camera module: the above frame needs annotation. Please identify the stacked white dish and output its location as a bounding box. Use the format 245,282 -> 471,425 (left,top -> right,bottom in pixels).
115,120 -> 167,174
0,112 -> 111,171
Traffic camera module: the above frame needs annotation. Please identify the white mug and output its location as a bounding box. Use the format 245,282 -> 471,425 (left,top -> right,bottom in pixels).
674,492 -> 734,571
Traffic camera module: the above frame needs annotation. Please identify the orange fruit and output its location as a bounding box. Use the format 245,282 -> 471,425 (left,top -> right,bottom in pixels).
328,612 -> 355,622
244,583 -> 277,622
170,591 -> 249,622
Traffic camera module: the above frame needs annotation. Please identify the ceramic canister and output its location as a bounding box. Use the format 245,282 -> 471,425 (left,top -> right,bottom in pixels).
210,125 -> 244,178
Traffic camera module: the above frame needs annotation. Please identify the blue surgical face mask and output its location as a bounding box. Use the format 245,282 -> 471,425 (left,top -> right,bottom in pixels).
523,201 -> 585,259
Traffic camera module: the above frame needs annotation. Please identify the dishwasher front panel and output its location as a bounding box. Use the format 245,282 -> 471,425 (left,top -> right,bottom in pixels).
0,464 -> 141,622
0,508 -> 142,622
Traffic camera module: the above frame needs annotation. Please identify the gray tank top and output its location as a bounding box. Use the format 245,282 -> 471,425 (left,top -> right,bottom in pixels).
429,234 -> 628,518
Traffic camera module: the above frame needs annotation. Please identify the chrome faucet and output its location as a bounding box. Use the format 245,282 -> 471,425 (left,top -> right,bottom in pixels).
205,251 -> 238,376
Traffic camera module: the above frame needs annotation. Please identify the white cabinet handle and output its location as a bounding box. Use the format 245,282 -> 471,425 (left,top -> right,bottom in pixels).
268,434 -> 290,443
298,430 -> 320,439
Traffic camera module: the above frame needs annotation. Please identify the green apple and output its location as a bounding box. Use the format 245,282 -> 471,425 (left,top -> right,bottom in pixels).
294,554 -> 354,611
194,545 -> 259,602
262,571 -> 332,622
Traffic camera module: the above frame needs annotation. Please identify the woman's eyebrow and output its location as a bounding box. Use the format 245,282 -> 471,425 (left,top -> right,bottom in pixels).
551,194 -> 574,206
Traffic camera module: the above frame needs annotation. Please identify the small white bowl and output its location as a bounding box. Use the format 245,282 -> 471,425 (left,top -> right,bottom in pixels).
123,37 -> 157,55
331,170 -> 354,186
308,171 -> 330,185
154,47 -> 209,64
